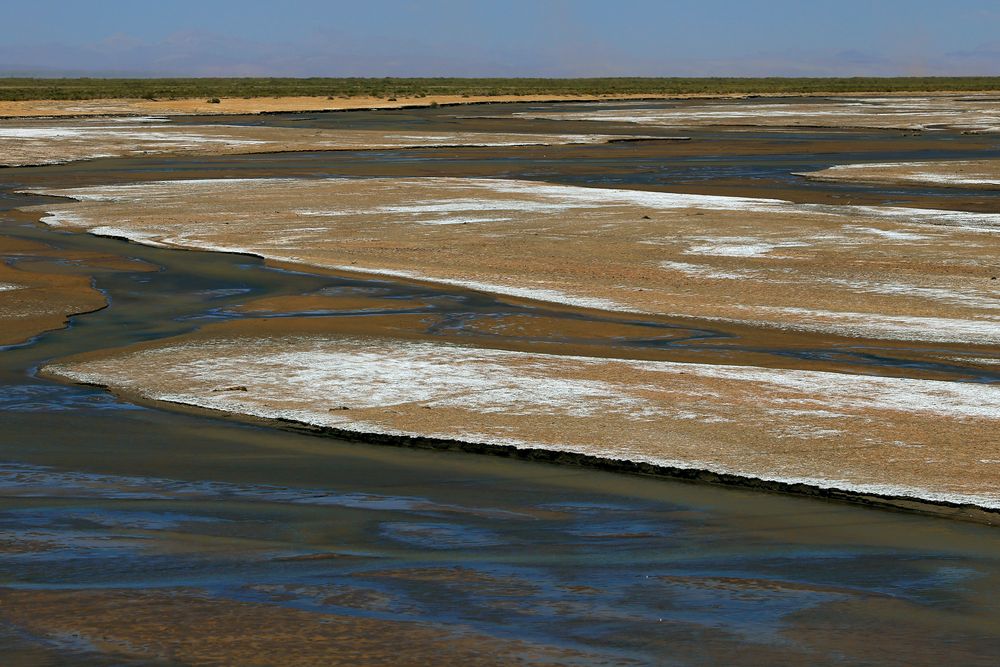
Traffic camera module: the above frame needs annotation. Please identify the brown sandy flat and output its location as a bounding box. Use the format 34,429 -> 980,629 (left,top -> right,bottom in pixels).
0,117 -> 626,167
799,159 -> 1000,189
0,235 -> 139,346
42,323 -> 1000,509
0,587 -> 590,666
23,176 -> 1000,345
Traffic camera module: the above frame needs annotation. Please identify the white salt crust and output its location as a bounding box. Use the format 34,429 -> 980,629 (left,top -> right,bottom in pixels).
46,337 -> 1000,509
512,97 -> 1000,133
23,176 -> 1000,337
801,161 -> 1000,187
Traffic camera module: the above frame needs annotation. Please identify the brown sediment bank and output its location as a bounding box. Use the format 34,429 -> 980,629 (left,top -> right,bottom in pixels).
0,587 -> 588,666
23,176 -> 1000,345
41,317 -> 1000,517
799,159 -> 1000,189
0,117 -> 632,167
0,234 -> 149,346
213,293 -> 1000,381
512,95 -> 1000,133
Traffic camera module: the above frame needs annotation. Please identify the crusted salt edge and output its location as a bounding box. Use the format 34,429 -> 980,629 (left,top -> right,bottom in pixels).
842,225 -> 931,241
659,261 -> 754,280
21,176 -> 1000,317
46,339 -> 1000,509
26,176 -> 1000,228
726,307 -> 1000,344
822,278 -> 1000,311
322,265 -> 629,311
512,100 -> 1000,133
0,283 -> 23,292
799,161 -> 1000,187
683,240 -> 810,257
67,389 -> 1000,509
380,133 -> 617,146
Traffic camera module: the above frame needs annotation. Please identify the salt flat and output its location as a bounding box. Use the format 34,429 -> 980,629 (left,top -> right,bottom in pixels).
24,176 -> 1000,344
0,117 -> 624,167
44,329 -> 1000,509
799,159 -> 1000,189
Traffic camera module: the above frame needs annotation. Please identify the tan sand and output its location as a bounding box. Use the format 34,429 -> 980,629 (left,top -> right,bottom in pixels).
42,324 -> 1000,510
512,95 -> 1000,132
23,176 -> 1000,345
799,159 -> 1000,189
0,117 -> 627,167
0,235 -> 142,346
0,587 -> 589,666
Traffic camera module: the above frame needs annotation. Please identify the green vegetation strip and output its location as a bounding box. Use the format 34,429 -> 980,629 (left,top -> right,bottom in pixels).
2,77 -> 1000,101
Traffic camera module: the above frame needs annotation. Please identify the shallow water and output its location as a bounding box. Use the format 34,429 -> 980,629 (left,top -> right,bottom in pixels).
2,102 -> 1000,664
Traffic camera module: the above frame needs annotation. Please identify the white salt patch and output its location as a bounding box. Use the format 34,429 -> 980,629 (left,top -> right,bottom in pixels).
948,356 -> 1000,366
414,216 -> 513,225
0,283 -> 22,292
473,179 -> 793,213
321,265 -> 629,311
747,306 -> 1000,344
803,162 -> 1000,187
659,261 -> 754,280
683,241 -> 809,257
843,226 -> 931,241
46,336 -> 1000,508
824,278 -> 1000,310
848,205 -> 1000,230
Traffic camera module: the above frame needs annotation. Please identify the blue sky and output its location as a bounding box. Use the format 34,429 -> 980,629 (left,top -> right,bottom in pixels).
2,0 -> 999,77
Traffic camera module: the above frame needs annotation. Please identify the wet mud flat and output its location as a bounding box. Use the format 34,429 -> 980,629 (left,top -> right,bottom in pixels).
2,99 -> 1000,664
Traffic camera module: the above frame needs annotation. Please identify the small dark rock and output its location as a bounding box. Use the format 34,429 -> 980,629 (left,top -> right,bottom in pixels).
330,406 -> 351,411
213,385 -> 248,392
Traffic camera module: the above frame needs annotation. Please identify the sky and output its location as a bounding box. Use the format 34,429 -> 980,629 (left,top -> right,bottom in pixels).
2,0 -> 999,77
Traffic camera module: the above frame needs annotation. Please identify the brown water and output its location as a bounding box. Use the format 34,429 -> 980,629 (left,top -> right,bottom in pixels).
2,102 -> 1000,665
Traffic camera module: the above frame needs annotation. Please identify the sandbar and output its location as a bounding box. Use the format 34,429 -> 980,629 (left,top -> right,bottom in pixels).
799,159 -> 1000,189
23,176 -> 1000,345
0,117 -> 628,167
42,324 -> 1000,511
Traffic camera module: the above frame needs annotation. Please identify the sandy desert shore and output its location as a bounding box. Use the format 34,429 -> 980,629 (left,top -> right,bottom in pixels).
799,159 -> 1000,189
512,95 -> 1000,132
0,116 -> 628,167
42,322 -> 1000,510
23,176 -> 1000,345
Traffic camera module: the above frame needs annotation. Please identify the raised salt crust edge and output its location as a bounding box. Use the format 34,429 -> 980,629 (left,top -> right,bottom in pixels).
45,338 -> 1000,511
